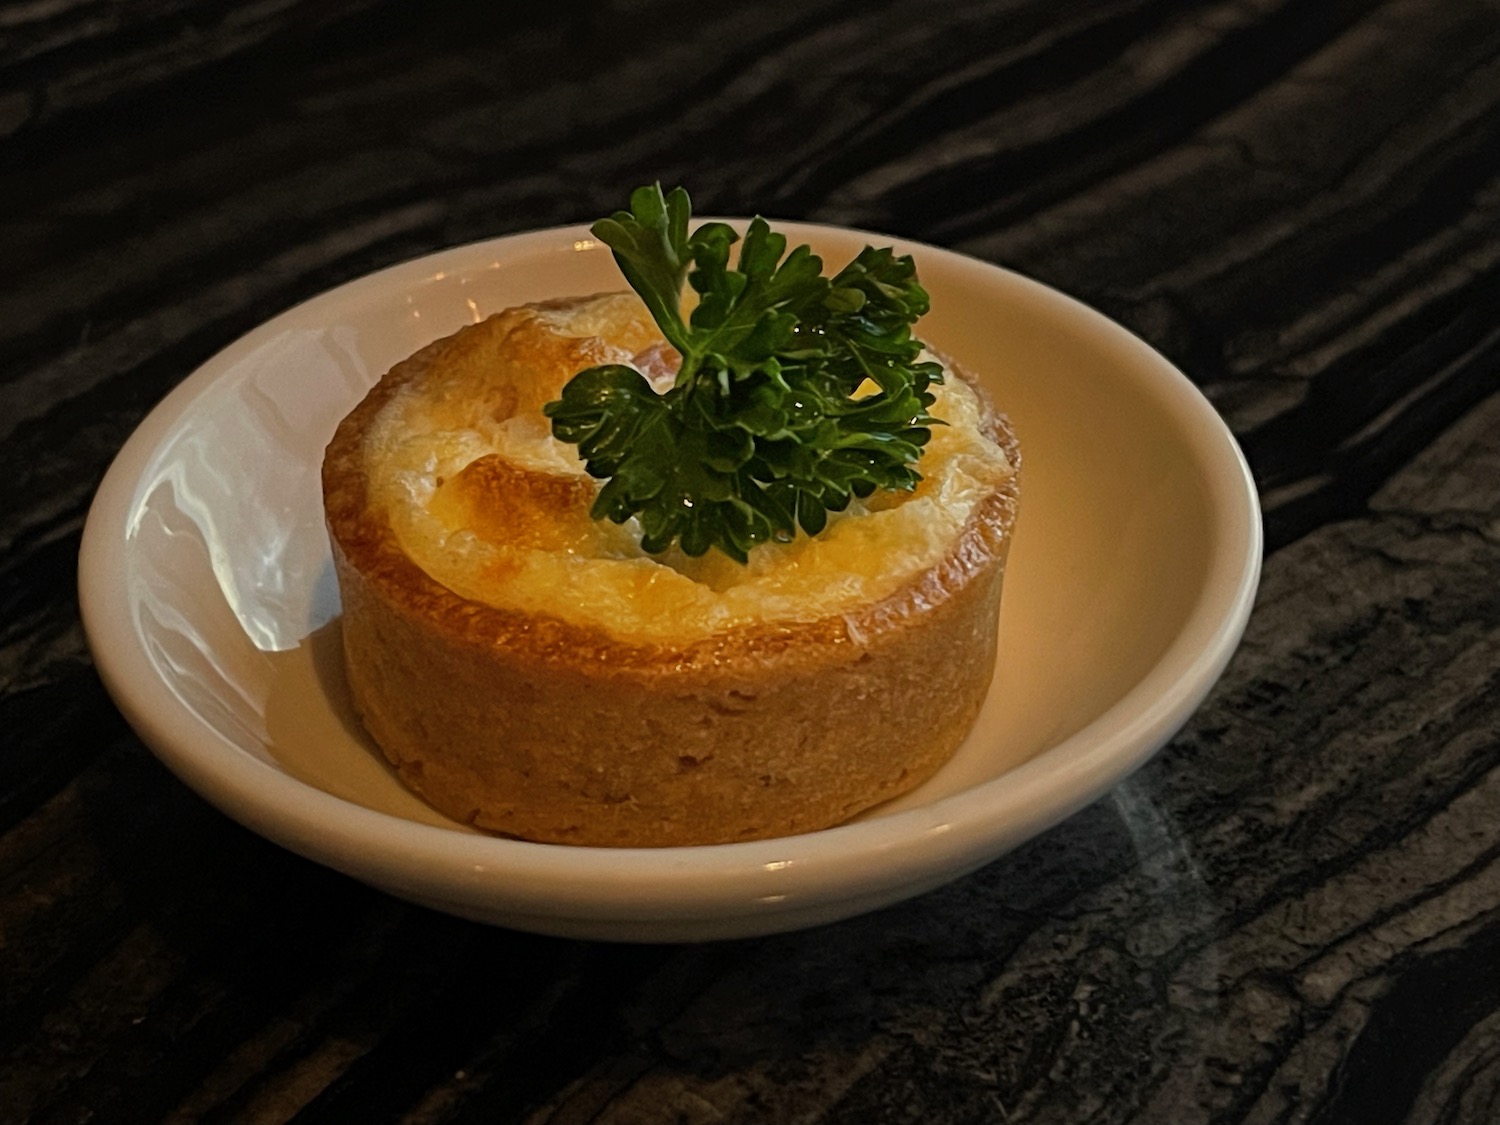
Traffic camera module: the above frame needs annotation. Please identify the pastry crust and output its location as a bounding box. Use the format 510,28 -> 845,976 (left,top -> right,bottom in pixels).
323,294 -> 1020,846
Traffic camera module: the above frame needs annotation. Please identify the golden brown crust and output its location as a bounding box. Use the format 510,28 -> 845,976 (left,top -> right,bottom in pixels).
323,296 -> 1019,846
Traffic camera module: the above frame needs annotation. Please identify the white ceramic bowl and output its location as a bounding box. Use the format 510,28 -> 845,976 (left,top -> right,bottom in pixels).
78,221 -> 1260,942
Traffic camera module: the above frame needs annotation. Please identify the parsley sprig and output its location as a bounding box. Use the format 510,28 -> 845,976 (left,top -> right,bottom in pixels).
543,184 -> 942,563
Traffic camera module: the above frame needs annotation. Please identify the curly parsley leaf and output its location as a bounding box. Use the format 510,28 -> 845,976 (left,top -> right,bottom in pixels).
544,183 -> 941,563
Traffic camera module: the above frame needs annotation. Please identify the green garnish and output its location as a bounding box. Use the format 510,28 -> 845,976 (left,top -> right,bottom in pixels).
542,184 -> 942,564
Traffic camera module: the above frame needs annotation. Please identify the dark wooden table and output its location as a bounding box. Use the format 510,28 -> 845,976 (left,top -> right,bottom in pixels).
5,2 -> 1499,1121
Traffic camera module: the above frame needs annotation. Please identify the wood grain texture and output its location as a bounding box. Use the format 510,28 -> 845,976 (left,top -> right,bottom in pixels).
2,0 -> 1498,1121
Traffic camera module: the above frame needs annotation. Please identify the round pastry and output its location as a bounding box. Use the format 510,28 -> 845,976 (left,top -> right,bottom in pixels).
322,292 -> 1019,847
